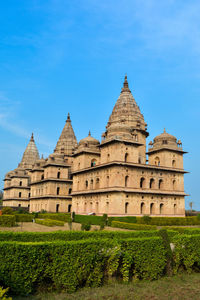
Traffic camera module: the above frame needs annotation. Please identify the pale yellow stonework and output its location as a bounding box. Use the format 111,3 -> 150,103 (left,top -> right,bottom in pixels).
3,76 -> 187,216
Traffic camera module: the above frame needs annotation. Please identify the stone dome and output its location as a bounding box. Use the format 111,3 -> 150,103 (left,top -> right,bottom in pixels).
79,131 -> 100,147
154,129 -> 177,143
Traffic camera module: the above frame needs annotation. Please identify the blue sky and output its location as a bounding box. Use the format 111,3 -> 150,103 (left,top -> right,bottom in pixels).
0,0 -> 199,209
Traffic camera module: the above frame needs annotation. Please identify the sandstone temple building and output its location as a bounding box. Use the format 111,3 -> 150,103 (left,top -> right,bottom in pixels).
3,76 -> 187,216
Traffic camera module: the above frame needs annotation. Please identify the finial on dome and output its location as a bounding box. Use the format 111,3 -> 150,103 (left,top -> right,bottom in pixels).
121,74 -> 130,93
30,133 -> 34,141
88,130 -> 91,136
164,128 -> 166,133
66,112 -> 71,122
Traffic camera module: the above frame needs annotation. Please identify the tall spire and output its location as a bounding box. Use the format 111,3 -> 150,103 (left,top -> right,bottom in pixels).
18,133 -> 40,169
54,113 -> 78,155
121,74 -> 131,93
103,75 -> 148,140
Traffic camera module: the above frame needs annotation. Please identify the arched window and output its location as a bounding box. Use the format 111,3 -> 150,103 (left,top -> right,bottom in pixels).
158,179 -> 163,190
150,203 -> 155,215
155,157 -> 160,166
91,159 -> 97,167
57,187 -> 60,195
125,153 -> 129,162
96,202 -> 99,213
174,204 -> 177,214
138,157 -> 142,164
172,160 -> 176,167
106,176 -> 109,187
68,204 -> 72,213
140,177 -> 145,188
19,192 -> 21,198
18,204 -> 21,207
125,202 -> 129,214
160,203 -> 164,214
41,174 -> 44,180
68,188 -> 72,194
141,202 -> 145,214
90,202 -> 93,211
85,180 -> 88,189
125,175 -> 129,187
57,172 -> 60,179
56,204 -> 59,212
90,179 -> 94,189
78,163 -> 80,169
149,178 -> 155,189
106,201 -> 109,213
19,181 -> 22,186
95,178 -> 100,189
107,154 -> 110,162
172,180 -> 176,190
84,202 -> 87,212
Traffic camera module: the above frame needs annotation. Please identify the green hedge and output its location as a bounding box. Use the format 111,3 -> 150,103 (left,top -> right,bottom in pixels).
15,214 -> 33,222
107,216 -> 137,226
74,214 -> 103,225
136,216 -> 200,226
0,230 -> 165,242
35,219 -> 65,227
37,213 -> 71,222
172,234 -> 200,273
0,215 -> 16,227
111,221 -> 157,231
0,237 -> 166,295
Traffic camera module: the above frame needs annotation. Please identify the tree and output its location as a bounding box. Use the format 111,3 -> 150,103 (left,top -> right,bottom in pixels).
189,201 -> 193,212
0,190 -> 3,206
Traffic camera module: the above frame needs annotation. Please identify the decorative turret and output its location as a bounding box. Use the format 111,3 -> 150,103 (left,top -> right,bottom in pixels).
147,129 -> 186,168
102,75 -> 148,141
18,133 -> 40,169
54,113 -> 78,156
78,131 -> 100,151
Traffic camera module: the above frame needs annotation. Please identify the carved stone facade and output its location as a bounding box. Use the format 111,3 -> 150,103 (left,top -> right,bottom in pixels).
3,76 -> 187,216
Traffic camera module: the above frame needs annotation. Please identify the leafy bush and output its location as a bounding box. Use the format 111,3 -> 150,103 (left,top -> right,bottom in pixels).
111,221 -> 157,230
137,217 -> 200,226
37,213 -> 71,222
108,216 -> 137,226
0,286 -> 12,300
15,214 -> 33,222
1,207 -> 14,215
81,222 -> 91,231
0,215 -> 16,227
74,214 -> 103,225
172,234 -> 200,273
120,237 -> 166,281
72,211 -> 75,222
0,230 -> 163,242
35,219 -> 65,227
0,237 -> 166,295
100,222 -> 105,230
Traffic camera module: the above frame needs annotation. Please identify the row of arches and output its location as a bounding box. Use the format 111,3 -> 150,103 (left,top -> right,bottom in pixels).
140,177 -> 177,190
154,157 -> 177,167
56,187 -> 72,195
124,202 -> 177,215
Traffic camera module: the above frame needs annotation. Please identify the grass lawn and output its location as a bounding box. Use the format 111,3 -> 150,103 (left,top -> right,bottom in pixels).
12,273 -> 200,300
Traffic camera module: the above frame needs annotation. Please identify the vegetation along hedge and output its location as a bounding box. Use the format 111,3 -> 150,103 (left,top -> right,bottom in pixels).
15,214 -> 33,222
37,213 -> 71,222
0,230 -> 166,242
35,219 -> 65,227
136,216 -> 200,226
0,237 -> 166,295
171,234 -> 200,273
0,215 -> 16,227
111,221 -> 157,231
74,214 -> 103,225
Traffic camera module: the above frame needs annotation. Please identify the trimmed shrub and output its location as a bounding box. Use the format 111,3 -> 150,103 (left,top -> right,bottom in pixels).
108,216 -> 137,226
0,237 -> 166,295
111,221 -> 157,230
137,216 -> 200,226
1,207 -> 14,215
35,219 -> 65,227
15,214 -> 33,222
172,234 -> 200,273
37,213 -> 71,222
0,230 -> 163,242
81,222 -> 91,231
0,215 -> 16,227
120,237 -> 166,281
74,214 -> 103,225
